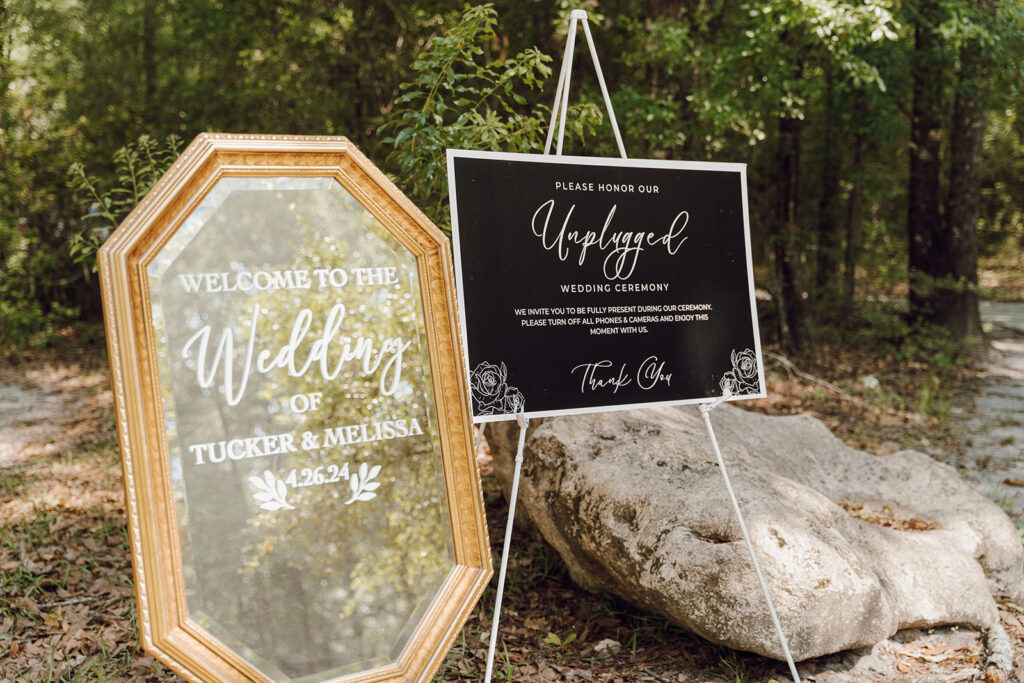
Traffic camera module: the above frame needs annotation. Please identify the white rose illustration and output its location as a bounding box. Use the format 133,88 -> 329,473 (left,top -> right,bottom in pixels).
470,361 -> 525,416
718,348 -> 760,396
732,349 -> 758,384
719,370 -> 739,395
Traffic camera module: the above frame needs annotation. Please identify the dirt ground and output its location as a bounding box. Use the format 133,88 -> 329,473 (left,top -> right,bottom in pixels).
2,330 -> 1024,682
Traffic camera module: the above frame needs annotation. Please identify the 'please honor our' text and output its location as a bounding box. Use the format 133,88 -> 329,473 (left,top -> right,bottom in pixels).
531,199 -> 689,281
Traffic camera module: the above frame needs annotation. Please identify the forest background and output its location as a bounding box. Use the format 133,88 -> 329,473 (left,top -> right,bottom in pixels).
2,0 -> 1023,356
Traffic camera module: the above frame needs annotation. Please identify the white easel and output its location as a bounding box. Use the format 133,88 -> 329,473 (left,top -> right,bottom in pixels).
482,10 -> 801,683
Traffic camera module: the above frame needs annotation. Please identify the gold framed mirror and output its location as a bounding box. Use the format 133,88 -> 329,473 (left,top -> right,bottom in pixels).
98,134 -> 491,682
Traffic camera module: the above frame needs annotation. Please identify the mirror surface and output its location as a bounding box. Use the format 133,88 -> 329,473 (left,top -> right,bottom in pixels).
147,176 -> 454,681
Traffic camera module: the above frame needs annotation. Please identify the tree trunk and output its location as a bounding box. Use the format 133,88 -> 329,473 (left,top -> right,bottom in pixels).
646,0 -> 681,18
943,38 -> 986,347
142,0 -> 157,123
1,0 -> 9,104
815,71 -> 841,306
907,0 -> 946,322
775,115 -> 805,351
843,123 -> 867,314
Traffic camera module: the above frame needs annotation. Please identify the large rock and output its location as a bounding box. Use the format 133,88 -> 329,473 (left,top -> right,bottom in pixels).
486,405 -> 1024,662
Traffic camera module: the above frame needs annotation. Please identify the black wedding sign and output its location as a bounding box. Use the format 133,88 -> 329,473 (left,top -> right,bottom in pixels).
447,150 -> 765,422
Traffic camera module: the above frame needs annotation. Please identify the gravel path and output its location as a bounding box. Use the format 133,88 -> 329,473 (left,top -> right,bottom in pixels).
958,302 -> 1024,526
0,357 -> 111,470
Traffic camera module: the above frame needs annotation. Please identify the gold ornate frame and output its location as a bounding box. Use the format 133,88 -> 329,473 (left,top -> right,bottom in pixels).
98,134 -> 491,682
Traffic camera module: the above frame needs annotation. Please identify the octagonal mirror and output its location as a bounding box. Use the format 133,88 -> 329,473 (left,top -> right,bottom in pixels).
99,135 -> 491,682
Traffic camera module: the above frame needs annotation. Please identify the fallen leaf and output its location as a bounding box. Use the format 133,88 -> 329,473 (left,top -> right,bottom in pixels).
42,612 -> 63,631
898,646 -> 964,663
985,667 -> 1006,683
15,596 -> 39,612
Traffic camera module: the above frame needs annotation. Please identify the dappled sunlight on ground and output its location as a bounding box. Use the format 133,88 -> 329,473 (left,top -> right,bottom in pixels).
1,460 -> 123,525
2,335 -> 1024,680
0,346 -> 175,681
0,352 -> 113,470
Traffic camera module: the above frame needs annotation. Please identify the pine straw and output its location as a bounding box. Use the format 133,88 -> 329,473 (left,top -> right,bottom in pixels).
1,340 -> 1021,682
0,345 -> 177,681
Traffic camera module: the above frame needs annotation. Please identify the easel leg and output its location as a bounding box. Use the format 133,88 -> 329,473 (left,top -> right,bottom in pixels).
699,402 -> 802,683
484,416 -> 528,683
543,10 -> 628,159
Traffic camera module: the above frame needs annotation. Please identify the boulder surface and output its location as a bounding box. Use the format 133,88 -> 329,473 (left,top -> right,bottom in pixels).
486,405 -> 1024,661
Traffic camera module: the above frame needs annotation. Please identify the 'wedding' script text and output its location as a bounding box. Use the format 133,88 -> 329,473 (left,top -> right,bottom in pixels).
181,303 -> 411,406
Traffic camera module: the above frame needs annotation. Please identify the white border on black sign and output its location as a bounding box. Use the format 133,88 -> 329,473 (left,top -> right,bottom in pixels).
446,148 -> 767,424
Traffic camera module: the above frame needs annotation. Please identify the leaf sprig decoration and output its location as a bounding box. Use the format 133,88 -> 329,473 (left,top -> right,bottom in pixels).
346,463 -> 382,505
249,470 -> 295,511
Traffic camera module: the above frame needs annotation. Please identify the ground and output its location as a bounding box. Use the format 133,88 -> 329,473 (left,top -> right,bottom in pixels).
955,304 -> 1024,522
1,304 -> 1024,682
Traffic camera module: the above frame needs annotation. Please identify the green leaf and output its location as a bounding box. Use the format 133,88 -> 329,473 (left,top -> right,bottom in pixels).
394,128 -> 414,147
